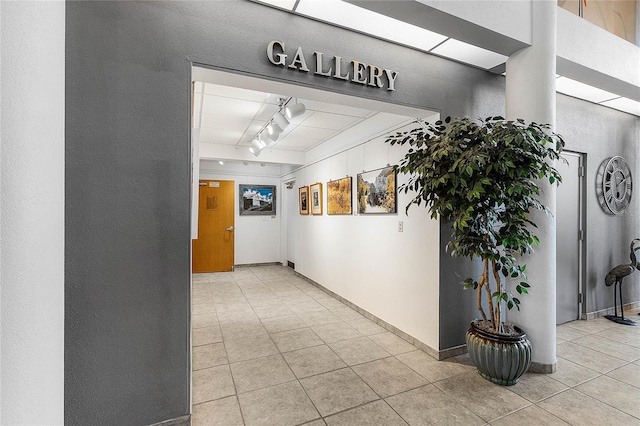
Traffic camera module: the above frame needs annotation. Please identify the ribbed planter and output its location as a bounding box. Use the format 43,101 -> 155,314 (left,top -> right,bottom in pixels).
465,321 -> 532,386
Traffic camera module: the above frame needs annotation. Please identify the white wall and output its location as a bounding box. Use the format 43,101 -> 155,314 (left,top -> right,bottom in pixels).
283,126 -> 441,351
557,8 -> 640,94
199,172 -> 281,265
0,1 -> 65,423
420,0 -> 532,45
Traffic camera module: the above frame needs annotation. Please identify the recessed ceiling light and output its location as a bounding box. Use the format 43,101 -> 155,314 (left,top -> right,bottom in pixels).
556,76 -> 619,104
430,39 -> 508,70
599,97 -> 640,116
218,160 -> 224,165
296,0 -> 447,52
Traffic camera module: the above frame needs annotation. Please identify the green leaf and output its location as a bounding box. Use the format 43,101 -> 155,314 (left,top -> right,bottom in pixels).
384,115 -> 564,316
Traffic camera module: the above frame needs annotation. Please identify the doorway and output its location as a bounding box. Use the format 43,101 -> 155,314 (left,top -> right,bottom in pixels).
192,179 -> 235,272
556,152 -> 586,324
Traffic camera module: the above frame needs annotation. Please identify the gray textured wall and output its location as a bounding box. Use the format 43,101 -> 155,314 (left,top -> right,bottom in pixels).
437,93 -> 507,350
64,3 -> 639,420
439,93 -> 640,351
63,1 -> 512,423
556,94 -> 640,316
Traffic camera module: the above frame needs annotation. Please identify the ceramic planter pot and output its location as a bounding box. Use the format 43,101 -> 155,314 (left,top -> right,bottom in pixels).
465,321 -> 532,386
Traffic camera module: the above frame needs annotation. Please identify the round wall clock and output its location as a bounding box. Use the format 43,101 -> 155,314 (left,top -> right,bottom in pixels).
596,156 -> 633,215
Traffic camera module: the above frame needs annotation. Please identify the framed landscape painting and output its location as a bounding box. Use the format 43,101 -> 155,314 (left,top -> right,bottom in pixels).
310,182 -> 323,215
299,186 -> 309,215
357,166 -> 397,214
239,184 -> 276,216
327,177 -> 352,215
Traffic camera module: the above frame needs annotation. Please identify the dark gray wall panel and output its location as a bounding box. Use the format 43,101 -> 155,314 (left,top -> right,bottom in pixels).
65,2 -> 192,425
556,94 -> 640,315
65,2 -> 505,423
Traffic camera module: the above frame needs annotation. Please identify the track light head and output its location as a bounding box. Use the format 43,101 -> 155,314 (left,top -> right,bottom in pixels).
266,123 -> 281,139
272,111 -> 289,130
251,138 -> 266,151
248,147 -> 261,157
284,102 -> 306,119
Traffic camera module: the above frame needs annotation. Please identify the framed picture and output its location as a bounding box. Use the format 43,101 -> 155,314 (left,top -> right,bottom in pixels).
239,184 -> 276,216
357,166 -> 397,214
310,182 -> 323,215
327,177 -> 352,215
299,186 -> 309,215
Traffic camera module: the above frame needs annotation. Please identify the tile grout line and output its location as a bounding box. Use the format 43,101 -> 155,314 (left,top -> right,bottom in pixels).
193,269 -> 640,425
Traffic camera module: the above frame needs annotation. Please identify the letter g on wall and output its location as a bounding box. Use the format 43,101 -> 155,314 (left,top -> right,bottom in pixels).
267,40 -> 287,66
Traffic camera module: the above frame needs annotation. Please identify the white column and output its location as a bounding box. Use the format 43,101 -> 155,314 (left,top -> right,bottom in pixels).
1,1 -> 65,423
505,0 -> 557,372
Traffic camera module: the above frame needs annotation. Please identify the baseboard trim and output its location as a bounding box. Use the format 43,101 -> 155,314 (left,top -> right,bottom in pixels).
234,262 -> 282,269
530,361 -> 556,374
294,272 -> 448,359
436,344 -> 468,360
582,300 -> 640,320
149,414 -> 190,426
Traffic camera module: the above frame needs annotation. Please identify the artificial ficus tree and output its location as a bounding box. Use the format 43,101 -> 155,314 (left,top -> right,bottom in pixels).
387,116 -> 565,334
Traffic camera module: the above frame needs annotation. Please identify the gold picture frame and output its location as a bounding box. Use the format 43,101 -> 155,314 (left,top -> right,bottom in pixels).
310,182 -> 323,215
327,177 -> 352,215
299,186 -> 309,215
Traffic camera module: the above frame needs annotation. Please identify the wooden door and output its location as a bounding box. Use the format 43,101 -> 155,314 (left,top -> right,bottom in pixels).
192,180 -> 235,272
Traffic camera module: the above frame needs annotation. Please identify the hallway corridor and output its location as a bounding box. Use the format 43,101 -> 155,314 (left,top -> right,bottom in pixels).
191,265 -> 640,426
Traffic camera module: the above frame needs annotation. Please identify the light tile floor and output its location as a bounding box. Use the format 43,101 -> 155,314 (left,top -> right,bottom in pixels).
191,265 -> 640,426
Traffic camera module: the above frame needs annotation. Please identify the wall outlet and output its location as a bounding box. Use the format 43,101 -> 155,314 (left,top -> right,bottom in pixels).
398,221 -> 403,232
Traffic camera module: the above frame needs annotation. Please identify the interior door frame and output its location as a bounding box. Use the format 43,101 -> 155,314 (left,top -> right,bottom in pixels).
558,150 -> 588,320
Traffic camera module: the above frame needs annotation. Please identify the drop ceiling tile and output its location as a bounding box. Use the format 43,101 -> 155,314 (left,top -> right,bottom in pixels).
200,113 -> 255,131
297,99 -> 323,112
265,93 -> 288,105
254,104 -> 281,121
284,125 -> 338,140
274,137 -> 322,151
300,111 -> 363,130
285,110 -> 314,126
199,127 -> 245,144
319,104 -> 372,117
202,94 -> 263,118
204,83 -> 271,103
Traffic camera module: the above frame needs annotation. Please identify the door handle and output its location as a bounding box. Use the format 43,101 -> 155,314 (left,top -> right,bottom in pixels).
225,226 -> 234,231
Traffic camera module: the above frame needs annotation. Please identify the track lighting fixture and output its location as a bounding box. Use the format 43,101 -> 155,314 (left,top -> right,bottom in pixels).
284,101 -> 306,119
248,97 -> 306,157
266,123 -> 281,139
272,111 -> 290,130
249,138 -> 266,157
251,138 -> 266,151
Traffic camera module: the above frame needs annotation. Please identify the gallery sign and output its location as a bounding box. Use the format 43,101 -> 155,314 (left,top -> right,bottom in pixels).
266,40 -> 398,91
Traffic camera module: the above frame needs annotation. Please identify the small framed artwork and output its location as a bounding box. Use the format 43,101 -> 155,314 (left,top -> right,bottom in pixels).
357,166 -> 397,214
310,182 -> 323,215
239,184 -> 276,216
327,176 -> 352,215
299,186 -> 309,215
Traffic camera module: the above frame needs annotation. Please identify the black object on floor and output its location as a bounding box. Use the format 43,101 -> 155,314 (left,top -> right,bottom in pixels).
604,239 -> 640,326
